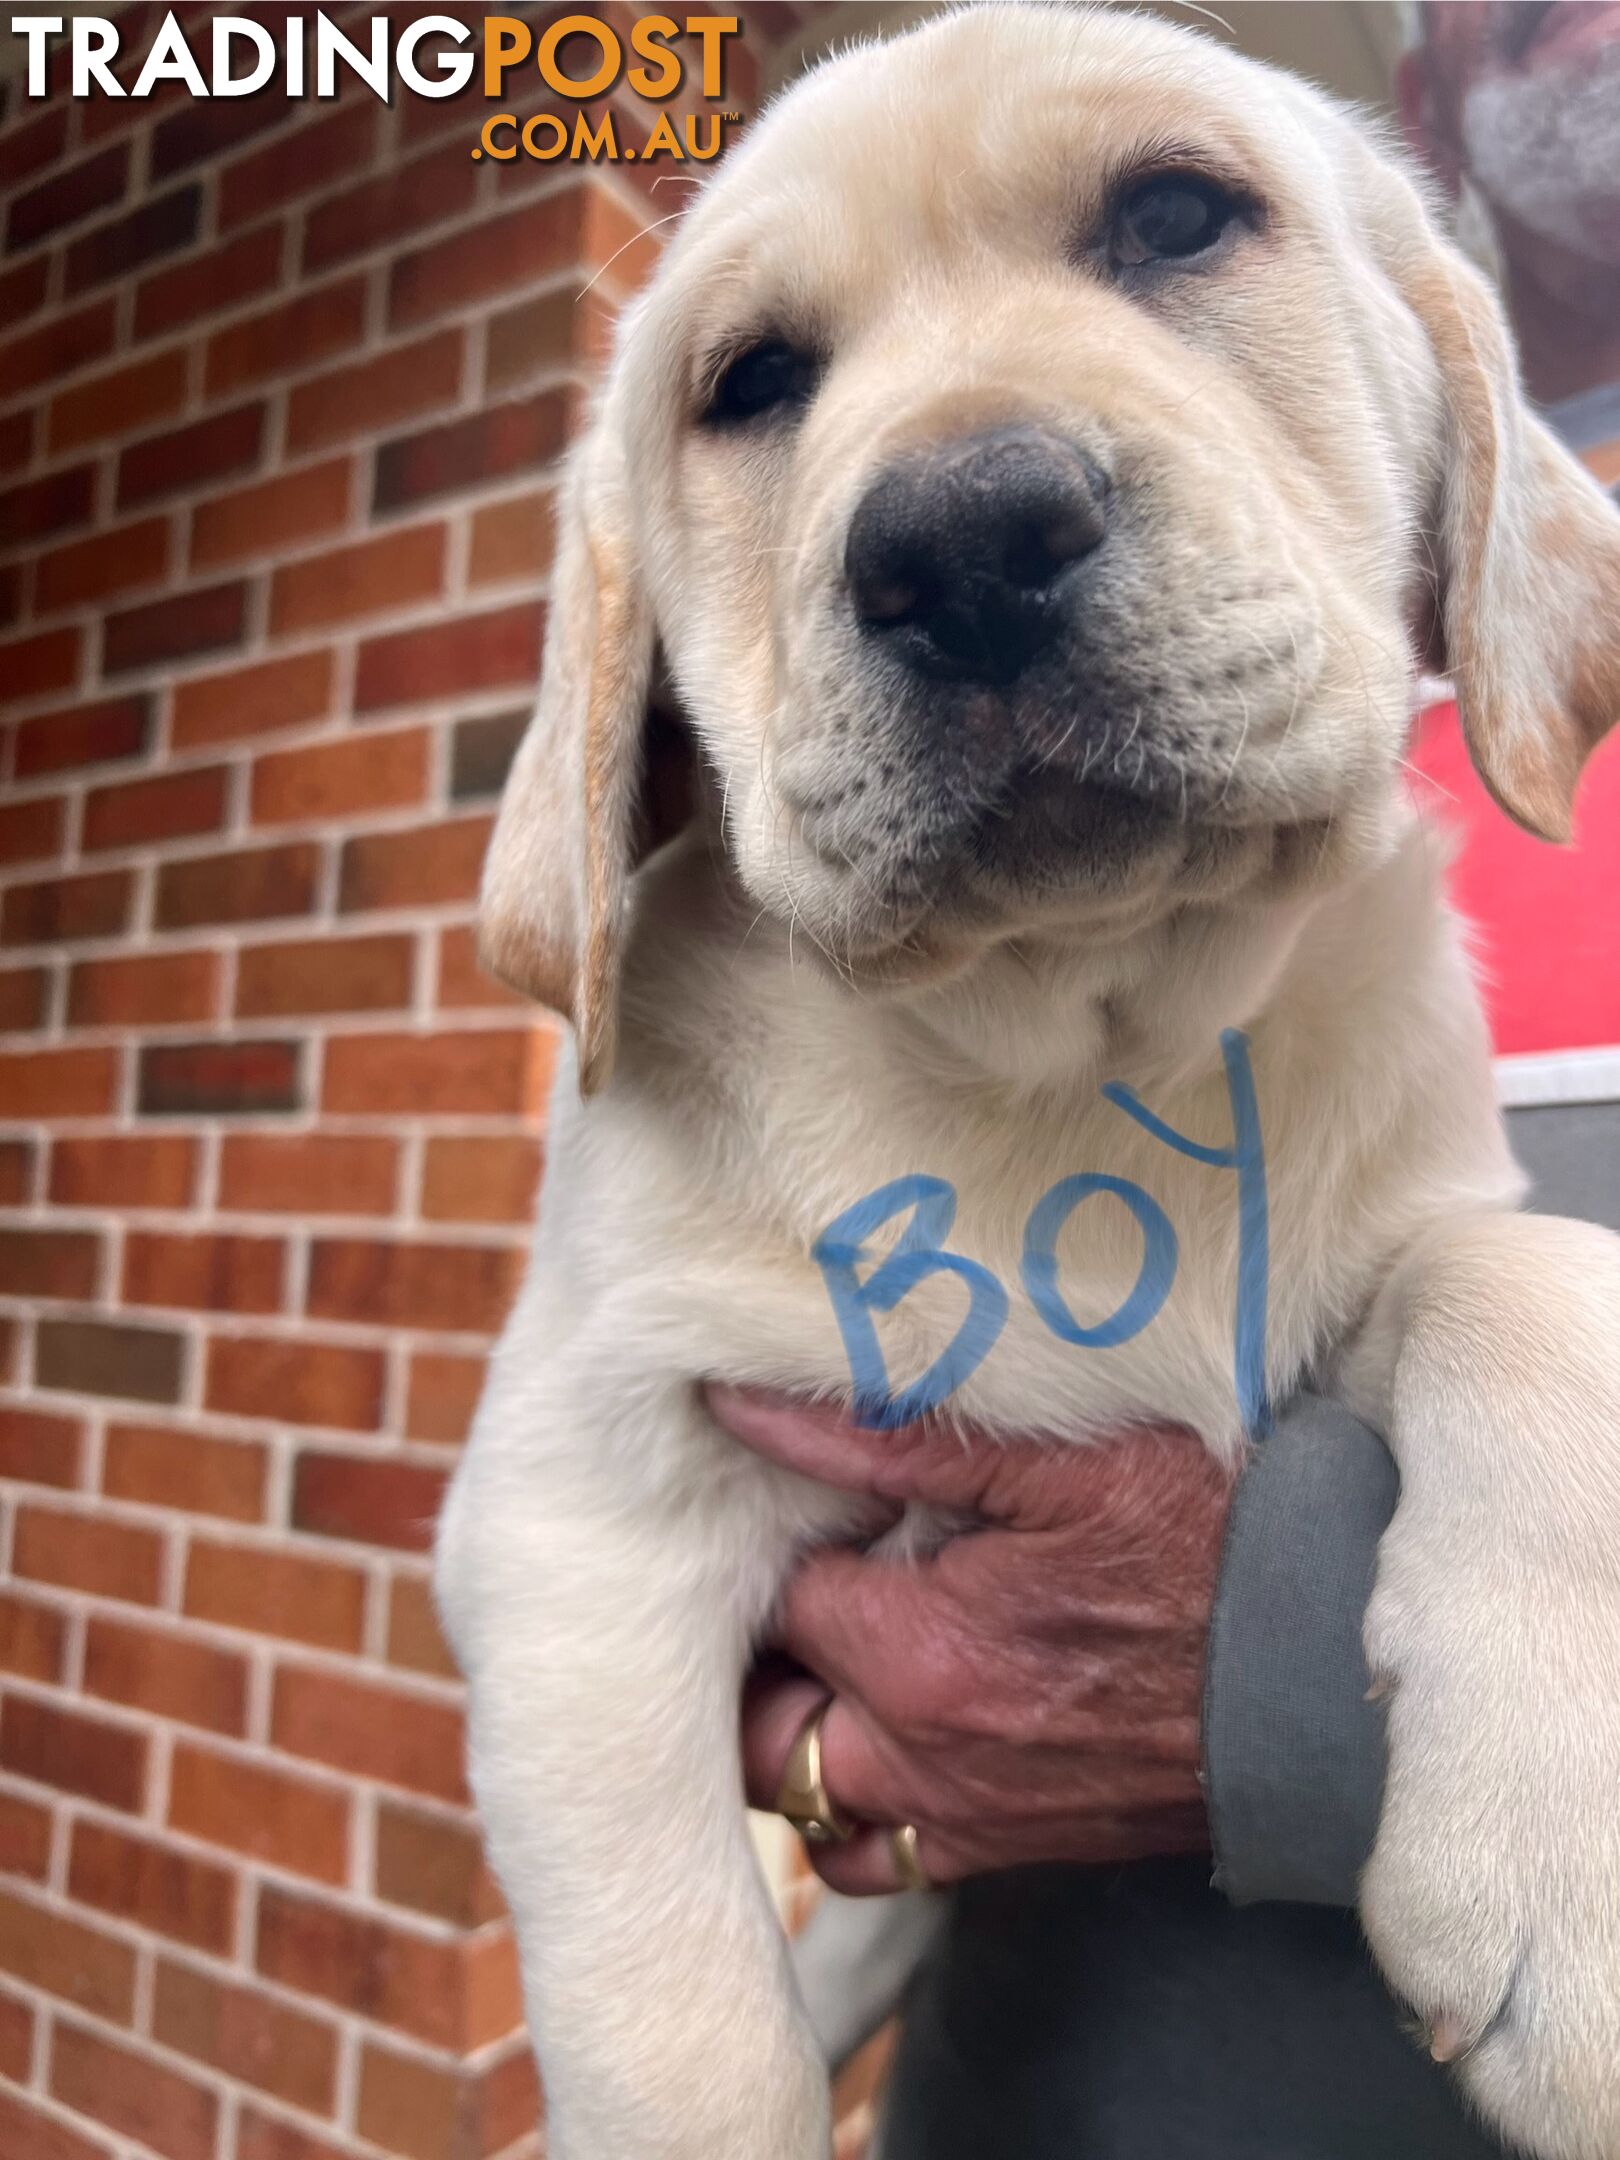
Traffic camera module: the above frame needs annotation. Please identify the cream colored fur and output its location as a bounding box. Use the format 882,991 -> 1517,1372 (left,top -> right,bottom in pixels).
434,9 -> 1620,2157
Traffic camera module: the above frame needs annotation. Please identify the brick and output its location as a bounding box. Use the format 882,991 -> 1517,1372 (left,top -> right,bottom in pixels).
152,92 -> 284,181
50,2019 -> 218,2160
153,1959 -> 339,2117
0,462 -> 96,547
308,1237 -> 521,1335
220,102 -> 379,231
2,868 -> 132,946
469,490 -> 555,586
0,1135 -> 35,1196
156,841 -> 321,928
64,181 -> 201,295
0,297 -> 116,401
0,1985 -> 30,2079
84,1614 -> 250,1735
271,1666 -> 468,1804
13,1504 -> 164,1605
385,1573 -> 458,1681
0,625 -> 79,706
135,222 -> 282,341
270,527 -> 446,637
0,1588 -> 67,1683
0,1788 -> 52,1879
257,1885 -> 472,2048
171,648 -> 334,746
356,601 -> 544,712
36,517 -> 171,611
286,329 -> 463,456
0,401 -> 34,474
13,693 -> 150,774
138,1038 -> 301,1115
35,1316 -> 184,1404
0,972 -> 47,1036
0,1695 -> 146,1814
373,395 -> 568,515
388,189 -> 586,329
0,1228 -> 100,1301
206,277 -> 367,398
68,1820 -> 235,1952
324,1028 -> 554,1117
184,1532 -> 366,1650
83,764 -> 228,851
236,931 -> 415,1018
124,1230 -> 285,1314
422,1135 -> 542,1224
405,1350 -> 485,1444
117,402 -> 265,511
437,923 -> 525,1011
292,1452 -> 448,1555
237,2107 -> 361,2160
0,791 -> 65,864
67,949 -> 220,1027
0,1885 -> 136,2021
190,457 -> 352,570
0,104 -> 68,193
0,1045 -> 119,1117
103,1419 -> 267,1524
375,1800 -> 500,1926
205,1333 -> 384,1433
0,963 -> 40,1035
484,286 -> 579,394
572,175 -> 668,291
339,812 -> 492,912
7,143 -> 128,249
103,579 -> 248,673
0,1403 -> 82,1485
252,725 -> 431,822
48,349 -> 186,452
357,2039 -> 538,2160
0,253 -> 49,336
0,557 -> 24,628
306,141 -> 479,274
0,2088 -> 118,2160
51,1134 -> 197,1210
168,1742 -> 349,1885
218,1132 -> 399,1216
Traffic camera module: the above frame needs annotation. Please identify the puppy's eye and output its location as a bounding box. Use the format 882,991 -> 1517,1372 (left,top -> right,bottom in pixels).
703,338 -> 820,426
1110,176 -> 1240,267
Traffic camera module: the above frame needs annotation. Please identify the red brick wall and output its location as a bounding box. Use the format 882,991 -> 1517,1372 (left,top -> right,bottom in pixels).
0,10 -> 821,2158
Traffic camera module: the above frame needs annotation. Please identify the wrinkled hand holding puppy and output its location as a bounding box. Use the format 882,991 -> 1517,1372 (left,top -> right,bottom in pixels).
434,9 -> 1620,2159
718,1388 -> 1224,1893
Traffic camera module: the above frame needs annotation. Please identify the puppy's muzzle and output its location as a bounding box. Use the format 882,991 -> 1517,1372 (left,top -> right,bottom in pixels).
845,427 -> 1110,688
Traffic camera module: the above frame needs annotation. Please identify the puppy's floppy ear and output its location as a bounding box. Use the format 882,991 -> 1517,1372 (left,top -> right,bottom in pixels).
478,421 -> 655,1094
1397,226 -> 1620,841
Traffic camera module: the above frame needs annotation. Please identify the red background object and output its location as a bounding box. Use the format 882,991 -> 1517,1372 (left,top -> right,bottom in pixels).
1410,702 -> 1620,1057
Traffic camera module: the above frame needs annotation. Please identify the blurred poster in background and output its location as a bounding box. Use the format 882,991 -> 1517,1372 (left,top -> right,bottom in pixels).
1397,2 -> 1620,1100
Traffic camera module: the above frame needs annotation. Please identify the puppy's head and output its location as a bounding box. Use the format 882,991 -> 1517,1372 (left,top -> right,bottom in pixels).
482,4 -> 1620,1089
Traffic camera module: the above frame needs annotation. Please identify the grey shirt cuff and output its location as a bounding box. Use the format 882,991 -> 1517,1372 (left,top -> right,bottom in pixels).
1202,1394 -> 1396,1909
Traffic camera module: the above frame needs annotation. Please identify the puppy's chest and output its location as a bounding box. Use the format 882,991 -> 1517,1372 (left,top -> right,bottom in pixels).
636,1038 -> 1325,1453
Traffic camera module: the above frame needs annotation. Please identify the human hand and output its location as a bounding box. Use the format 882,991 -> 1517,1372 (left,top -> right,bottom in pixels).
707,1385 -> 1236,1894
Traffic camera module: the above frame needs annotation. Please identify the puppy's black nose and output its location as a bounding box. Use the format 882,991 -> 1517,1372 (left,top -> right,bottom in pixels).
846,428 -> 1109,687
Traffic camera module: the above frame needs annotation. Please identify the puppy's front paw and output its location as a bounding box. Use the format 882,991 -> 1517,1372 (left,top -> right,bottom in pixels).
1364,1547 -> 1620,2160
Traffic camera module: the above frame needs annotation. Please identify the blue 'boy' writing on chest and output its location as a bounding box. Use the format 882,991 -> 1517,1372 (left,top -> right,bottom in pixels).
811,1028 -> 1270,1435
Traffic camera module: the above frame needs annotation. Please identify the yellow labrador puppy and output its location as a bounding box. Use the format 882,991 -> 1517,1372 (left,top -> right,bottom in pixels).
434,7 -> 1620,2157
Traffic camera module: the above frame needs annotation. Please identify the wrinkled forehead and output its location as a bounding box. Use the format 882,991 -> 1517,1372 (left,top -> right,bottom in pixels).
631,7 -> 1329,366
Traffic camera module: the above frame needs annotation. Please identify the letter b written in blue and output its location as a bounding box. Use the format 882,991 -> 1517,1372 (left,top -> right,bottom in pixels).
811,1176 -> 1009,1430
